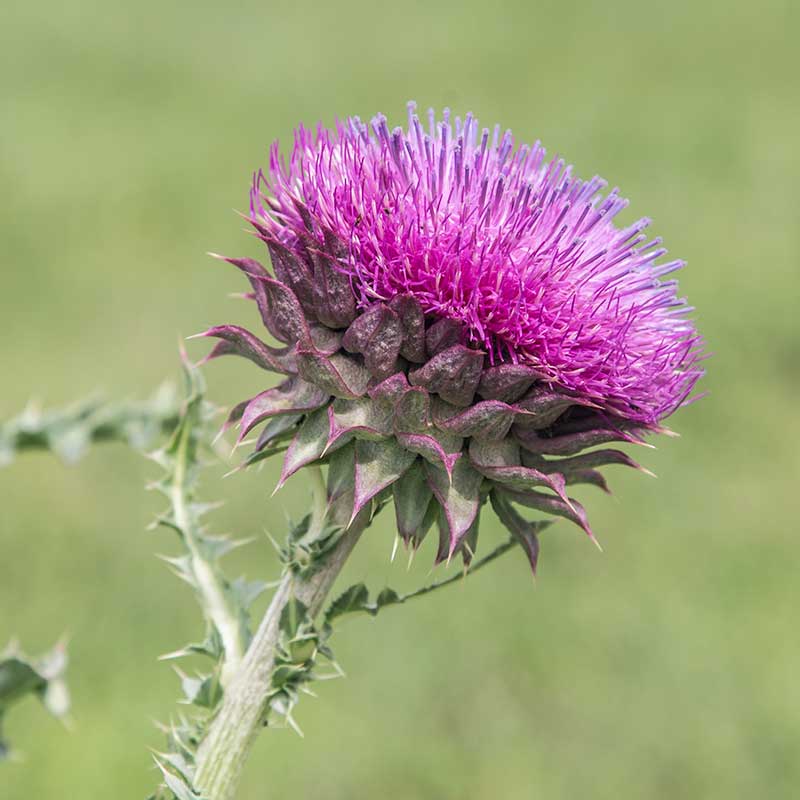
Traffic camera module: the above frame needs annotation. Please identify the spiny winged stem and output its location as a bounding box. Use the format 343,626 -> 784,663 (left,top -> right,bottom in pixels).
0,383 -> 179,467
150,361 -> 255,693
166,410 -> 246,685
192,469 -> 369,800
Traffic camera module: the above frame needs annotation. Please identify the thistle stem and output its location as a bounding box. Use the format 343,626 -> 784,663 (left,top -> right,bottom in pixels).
169,404 -> 246,687
192,482 -> 367,800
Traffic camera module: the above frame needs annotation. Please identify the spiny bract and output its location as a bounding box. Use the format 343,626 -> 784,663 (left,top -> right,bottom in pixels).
199,103 -> 705,573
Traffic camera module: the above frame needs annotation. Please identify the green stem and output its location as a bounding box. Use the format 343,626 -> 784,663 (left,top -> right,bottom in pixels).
394,536 -> 517,603
167,401 -> 246,688
192,479 -> 367,800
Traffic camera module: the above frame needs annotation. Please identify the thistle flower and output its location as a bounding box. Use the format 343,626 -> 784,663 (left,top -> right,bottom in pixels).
200,103 -> 704,572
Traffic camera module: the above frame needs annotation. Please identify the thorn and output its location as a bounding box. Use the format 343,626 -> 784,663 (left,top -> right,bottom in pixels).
264,530 -> 281,554
347,499 -> 364,530
158,648 -> 188,662
211,423 -> 228,445
589,533 -> 604,553
286,714 -> 305,738
177,337 -> 191,367
332,661 -> 346,678
462,537 -> 476,561
271,480 -> 284,497
390,535 -> 400,563
639,466 -> 657,478
655,425 -> 680,438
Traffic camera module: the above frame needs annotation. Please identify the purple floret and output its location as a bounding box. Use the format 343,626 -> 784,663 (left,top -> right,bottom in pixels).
249,103 -> 704,424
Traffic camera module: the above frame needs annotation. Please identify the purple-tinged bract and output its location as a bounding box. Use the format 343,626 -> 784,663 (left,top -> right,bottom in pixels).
252,103 -> 704,424
201,104 -> 706,574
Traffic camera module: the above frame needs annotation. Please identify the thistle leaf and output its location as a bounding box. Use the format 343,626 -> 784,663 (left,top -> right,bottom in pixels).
0,639 -> 70,761
0,384 -> 179,468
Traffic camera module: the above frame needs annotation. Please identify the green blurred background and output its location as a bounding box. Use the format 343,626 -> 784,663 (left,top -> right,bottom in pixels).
2,0 -> 798,797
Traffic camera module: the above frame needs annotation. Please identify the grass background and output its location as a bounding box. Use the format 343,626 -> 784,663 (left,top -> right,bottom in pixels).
2,1 -> 798,797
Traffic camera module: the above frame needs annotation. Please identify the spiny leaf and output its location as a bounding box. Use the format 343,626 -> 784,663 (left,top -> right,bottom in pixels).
0,639 -> 70,761
0,383 -> 179,468
177,671 -> 223,710
153,755 -> 206,800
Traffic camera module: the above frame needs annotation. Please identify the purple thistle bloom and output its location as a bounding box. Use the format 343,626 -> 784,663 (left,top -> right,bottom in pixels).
200,103 -> 706,572
251,103 -> 704,424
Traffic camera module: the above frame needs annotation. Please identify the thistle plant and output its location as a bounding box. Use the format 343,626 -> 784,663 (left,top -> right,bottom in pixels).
1,103 -> 704,800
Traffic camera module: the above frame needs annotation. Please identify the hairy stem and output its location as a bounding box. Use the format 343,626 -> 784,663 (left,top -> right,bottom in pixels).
192,481 -> 367,800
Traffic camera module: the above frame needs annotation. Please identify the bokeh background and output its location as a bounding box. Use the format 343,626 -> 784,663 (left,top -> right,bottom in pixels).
2,1 -> 799,797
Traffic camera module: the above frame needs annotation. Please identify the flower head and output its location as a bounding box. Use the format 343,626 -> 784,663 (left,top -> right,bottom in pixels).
200,104 -> 705,571
252,103 -> 703,423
